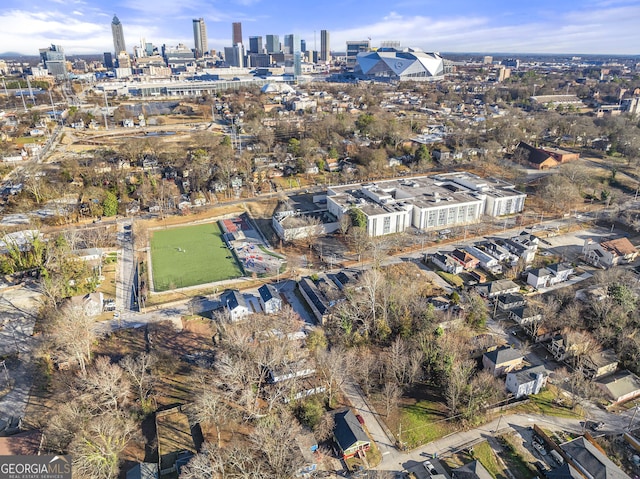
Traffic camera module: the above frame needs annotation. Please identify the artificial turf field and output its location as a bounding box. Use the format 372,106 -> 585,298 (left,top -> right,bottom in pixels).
150,222 -> 243,291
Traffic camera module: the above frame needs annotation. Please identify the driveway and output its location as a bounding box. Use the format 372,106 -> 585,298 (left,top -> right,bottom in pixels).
341,380 -> 399,463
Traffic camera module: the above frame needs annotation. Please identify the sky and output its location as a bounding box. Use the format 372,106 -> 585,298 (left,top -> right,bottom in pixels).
0,0 -> 638,56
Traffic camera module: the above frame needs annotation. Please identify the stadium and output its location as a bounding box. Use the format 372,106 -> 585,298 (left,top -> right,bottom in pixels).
355,47 -> 445,82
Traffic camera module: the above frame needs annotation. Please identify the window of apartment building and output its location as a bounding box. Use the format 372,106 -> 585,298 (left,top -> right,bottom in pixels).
447,207 -> 456,224
505,199 -> 513,213
383,216 -> 391,234
438,209 -> 446,225
427,211 -> 436,227
458,206 -> 466,222
468,205 -> 476,219
372,218 -> 377,233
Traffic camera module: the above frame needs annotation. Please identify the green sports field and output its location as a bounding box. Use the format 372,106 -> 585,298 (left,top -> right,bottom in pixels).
150,222 -> 243,291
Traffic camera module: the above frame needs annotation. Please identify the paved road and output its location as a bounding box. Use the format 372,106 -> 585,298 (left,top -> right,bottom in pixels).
373,407 -> 639,475
116,219 -> 136,314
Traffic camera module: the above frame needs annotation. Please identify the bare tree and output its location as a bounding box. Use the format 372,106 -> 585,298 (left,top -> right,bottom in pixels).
179,442 -> 225,479
82,356 -> 130,412
445,359 -> 475,416
70,412 -> 136,479
316,347 -> 354,406
50,304 -> 95,375
382,380 -> 402,417
120,352 -> 157,410
252,408 -> 304,478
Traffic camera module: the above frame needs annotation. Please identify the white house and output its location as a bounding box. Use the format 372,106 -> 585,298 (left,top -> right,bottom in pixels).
258,284 -> 282,315
430,252 -> 463,274
527,263 -> 573,289
583,237 -> 638,268
220,290 -> 251,321
506,365 -> 548,398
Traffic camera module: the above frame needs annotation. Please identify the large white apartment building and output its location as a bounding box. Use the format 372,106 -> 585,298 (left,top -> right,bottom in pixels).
326,172 -> 526,237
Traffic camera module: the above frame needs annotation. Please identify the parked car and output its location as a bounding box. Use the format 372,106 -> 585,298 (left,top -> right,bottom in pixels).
533,441 -> 547,455
356,414 -> 365,425
423,460 -> 437,475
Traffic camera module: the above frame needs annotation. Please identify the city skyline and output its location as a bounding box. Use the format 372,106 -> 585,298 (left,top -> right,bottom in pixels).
0,0 -> 638,56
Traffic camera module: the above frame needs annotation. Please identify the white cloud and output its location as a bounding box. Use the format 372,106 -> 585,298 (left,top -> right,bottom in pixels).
326,6 -> 640,54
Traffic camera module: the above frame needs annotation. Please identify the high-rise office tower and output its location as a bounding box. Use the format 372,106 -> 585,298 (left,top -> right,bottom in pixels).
320,30 -> 330,62
193,18 -> 208,58
103,52 -> 114,69
232,22 -> 243,45
111,15 -> 126,55
300,39 -> 306,53
266,34 -> 280,54
284,34 -> 300,54
249,36 -> 263,54
39,44 -> 67,78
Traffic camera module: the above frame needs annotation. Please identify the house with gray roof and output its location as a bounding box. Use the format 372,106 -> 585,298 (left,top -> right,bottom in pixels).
220,289 -> 251,321
258,284 -> 282,314
506,365 -> 548,398
333,408 -> 370,459
597,370 -> 640,405
483,346 -> 524,376
560,436 -> 631,479
452,460 -> 493,479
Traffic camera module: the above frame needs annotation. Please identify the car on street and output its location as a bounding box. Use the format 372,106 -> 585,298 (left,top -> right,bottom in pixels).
356,414 -> 365,425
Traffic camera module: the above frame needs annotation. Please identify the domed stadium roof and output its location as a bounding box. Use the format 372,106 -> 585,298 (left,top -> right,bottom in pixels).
260,82 -> 296,94
355,48 -> 444,82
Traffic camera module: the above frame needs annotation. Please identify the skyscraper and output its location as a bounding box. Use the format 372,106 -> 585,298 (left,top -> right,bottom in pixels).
111,15 -> 126,55
192,18 -> 208,58
300,39 -> 306,53
266,35 -> 280,54
284,34 -> 300,54
320,30 -> 330,62
249,36 -> 263,54
232,22 -> 243,45
39,44 -> 67,78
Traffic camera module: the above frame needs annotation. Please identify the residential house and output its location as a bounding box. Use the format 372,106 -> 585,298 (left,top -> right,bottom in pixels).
483,346 -> 524,376
428,296 -> 451,311
476,279 -> 520,298
126,463 -> 158,479
583,237 -> 638,268
68,292 -> 104,317
333,408 -> 370,459
597,370 -> 640,405
430,252 -> 464,274
509,305 -> 542,326
452,460 -> 493,479
527,263 -> 573,289
450,248 -> 480,270
559,437 -> 632,478
298,277 -> 332,324
496,293 -> 526,312
582,348 -> 619,380
219,289 -> 251,321
513,142 -> 559,170
539,146 -> 580,163
478,240 -> 516,264
500,233 -> 540,263
506,365 -> 548,398
126,200 -> 140,215
258,284 -> 282,314
465,245 -> 501,273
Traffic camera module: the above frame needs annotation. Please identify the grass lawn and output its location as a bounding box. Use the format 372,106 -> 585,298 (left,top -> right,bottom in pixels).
436,271 -> 464,288
472,441 -> 505,479
515,387 -> 584,419
384,386 -> 458,448
151,222 -> 243,291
